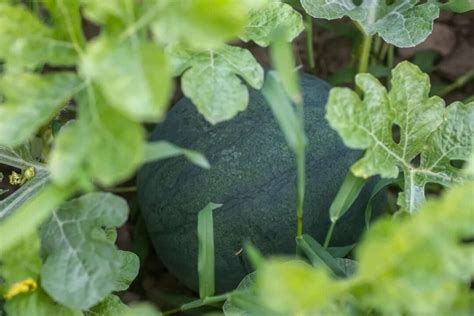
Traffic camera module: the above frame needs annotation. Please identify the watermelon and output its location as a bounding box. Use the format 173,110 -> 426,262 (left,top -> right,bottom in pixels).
137,72 -> 385,293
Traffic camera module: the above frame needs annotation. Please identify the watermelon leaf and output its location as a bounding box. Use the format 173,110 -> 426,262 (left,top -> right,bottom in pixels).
150,0 -> 250,49
0,234 -> 82,316
40,192 -> 139,310
0,72 -> 81,147
168,45 -> 263,124
240,1 -> 304,47
300,0 -> 440,47
85,295 -> 128,316
81,35 -> 172,122
326,61 -> 473,213
0,4 -> 77,69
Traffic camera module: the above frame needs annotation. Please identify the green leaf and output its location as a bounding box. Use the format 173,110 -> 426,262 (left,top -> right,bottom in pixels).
241,1 -> 304,47
0,4 -> 77,69
48,121 -> 88,186
82,0 -> 133,32
40,192 -> 139,310
0,235 -> 82,316
0,235 -> 41,293
168,45 -> 263,124
0,184 -> 76,255
123,303 -> 162,316
441,0 -> 474,13
143,141 -> 210,169
0,72 -> 81,147
197,202 -> 222,298
249,181 -> 474,315
256,259 -> 342,314
326,61 -> 473,212
270,29 -> 302,105
329,170 -> 366,222
354,181 -> 474,315
81,36 -> 172,122
151,0 -> 249,49
49,89 -> 145,187
222,273 -> 256,316
301,0 -> 440,47
43,0 -> 86,48
5,289 -> 83,316
261,71 -> 305,152
296,234 -> 348,277
85,295 -> 128,316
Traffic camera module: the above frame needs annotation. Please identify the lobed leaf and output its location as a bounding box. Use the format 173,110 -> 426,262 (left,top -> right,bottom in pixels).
251,180 -> 474,315
326,61 -> 473,212
40,192 -> 139,310
168,45 -> 264,124
0,72 -> 81,147
241,1 -> 304,47
301,0 -> 440,47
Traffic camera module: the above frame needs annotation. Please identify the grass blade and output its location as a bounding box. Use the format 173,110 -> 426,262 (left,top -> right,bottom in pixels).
329,171 -> 366,222
144,141 -> 210,169
197,202 -> 222,298
297,234 -> 347,277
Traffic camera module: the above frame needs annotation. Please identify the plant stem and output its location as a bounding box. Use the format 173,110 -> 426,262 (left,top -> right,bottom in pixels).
162,293 -> 231,315
323,221 -> 336,248
295,104 -> 306,240
358,28 -> 373,75
438,69 -> 474,98
106,186 -> 137,193
305,14 -> 316,73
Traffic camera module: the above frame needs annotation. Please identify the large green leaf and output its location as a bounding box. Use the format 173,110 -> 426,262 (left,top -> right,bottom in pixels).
43,0 -> 86,48
151,0 -> 249,49
251,181 -> 474,315
168,45 -> 264,124
0,4 -> 77,69
49,89 -> 145,187
81,36 -> 172,122
40,192 -> 139,310
326,61 -> 473,212
0,72 -> 81,147
301,0 -> 440,47
241,1 -> 304,47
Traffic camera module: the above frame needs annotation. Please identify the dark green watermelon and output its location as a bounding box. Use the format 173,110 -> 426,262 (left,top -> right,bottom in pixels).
137,72 -> 384,293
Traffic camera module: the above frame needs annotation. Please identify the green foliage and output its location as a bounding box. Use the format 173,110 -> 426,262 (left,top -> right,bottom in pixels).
326,61 -> 473,212
39,193 -> 139,310
168,44 -> 264,124
242,181 -> 474,315
0,0 -> 472,315
0,235 -> 82,316
197,203 -> 222,298
0,72 -> 81,147
81,35 -> 172,122
0,4 -> 77,69
241,1 -> 304,47
301,0 -> 440,47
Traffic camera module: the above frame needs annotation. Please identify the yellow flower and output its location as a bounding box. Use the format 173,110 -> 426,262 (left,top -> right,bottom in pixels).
3,278 -> 38,300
